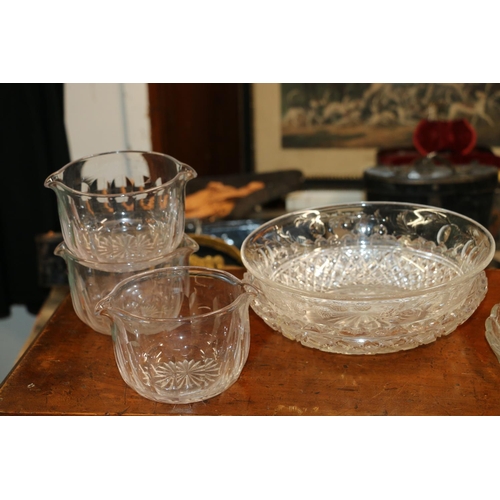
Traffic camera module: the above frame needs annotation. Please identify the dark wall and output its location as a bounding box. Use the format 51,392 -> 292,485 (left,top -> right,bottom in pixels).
148,83 -> 254,177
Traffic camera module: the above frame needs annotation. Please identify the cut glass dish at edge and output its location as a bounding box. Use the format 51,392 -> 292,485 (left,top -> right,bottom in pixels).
485,303 -> 500,363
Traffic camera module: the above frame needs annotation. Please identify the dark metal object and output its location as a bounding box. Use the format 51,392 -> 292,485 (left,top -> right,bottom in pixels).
364,156 -> 498,227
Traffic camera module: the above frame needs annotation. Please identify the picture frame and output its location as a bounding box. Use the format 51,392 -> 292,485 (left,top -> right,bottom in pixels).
252,83 -> 500,179
253,83 -> 376,179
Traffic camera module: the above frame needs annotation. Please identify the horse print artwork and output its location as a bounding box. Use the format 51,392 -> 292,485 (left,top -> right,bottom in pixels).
281,83 -> 500,149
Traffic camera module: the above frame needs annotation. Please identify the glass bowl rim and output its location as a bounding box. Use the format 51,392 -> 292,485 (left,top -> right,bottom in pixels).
44,149 -> 197,197
96,265 -> 256,322
241,201 -> 495,302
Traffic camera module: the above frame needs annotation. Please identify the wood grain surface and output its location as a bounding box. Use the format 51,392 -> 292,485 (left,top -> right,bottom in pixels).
2,269 -> 500,416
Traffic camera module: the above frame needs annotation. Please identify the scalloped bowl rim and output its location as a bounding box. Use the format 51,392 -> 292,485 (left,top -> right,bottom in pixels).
44,149 -> 197,197
241,201 -> 495,302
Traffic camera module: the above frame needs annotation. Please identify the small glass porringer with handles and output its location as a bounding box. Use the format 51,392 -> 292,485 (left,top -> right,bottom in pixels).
45,150 -> 197,264
55,235 -> 199,335
95,266 -> 257,404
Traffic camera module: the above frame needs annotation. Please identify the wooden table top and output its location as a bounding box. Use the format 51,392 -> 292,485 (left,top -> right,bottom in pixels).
2,268 -> 500,416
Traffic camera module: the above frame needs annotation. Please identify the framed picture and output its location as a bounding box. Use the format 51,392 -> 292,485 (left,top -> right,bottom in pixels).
253,83 -> 500,179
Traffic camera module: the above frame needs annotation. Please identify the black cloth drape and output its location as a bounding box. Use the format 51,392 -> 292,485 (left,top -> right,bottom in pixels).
0,84 -> 70,317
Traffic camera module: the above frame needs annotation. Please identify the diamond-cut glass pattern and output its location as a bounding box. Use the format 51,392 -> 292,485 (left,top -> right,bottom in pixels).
242,204 -> 494,355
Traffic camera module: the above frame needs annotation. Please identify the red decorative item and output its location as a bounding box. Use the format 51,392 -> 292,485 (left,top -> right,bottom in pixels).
377,117 -> 500,168
412,118 -> 477,156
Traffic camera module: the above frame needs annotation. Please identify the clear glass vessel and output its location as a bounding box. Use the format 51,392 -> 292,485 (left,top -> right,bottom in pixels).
45,150 -> 197,264
56,236 -> 199,335
96,266 -> 257,404
241,202 -> 495,355
485,304 -> 500,363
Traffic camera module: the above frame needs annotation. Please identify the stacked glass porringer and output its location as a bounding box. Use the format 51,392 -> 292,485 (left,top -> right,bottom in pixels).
45,151 -> 198,335
45,150 -> 256,404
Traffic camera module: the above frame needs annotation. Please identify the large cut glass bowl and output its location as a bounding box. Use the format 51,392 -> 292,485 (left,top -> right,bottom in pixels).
241,202 -> 495,355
